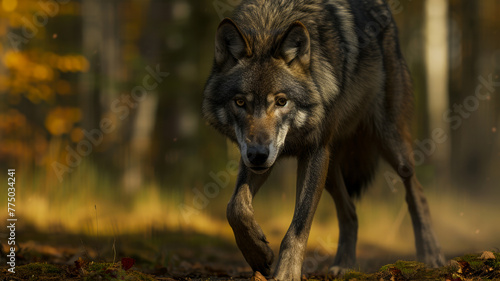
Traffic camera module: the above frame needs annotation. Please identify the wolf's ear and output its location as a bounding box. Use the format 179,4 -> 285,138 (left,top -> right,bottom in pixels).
277,21 -> 310,68
215,18 -> 251,70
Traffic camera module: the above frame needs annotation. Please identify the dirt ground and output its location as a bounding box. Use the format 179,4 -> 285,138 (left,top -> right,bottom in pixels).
0,228 -> 498,280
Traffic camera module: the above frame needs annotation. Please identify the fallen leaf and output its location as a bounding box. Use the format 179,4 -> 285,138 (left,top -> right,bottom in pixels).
448,259 -> 460,270
74,257 -> 86,269
457,260 -> 471,275
480,251 -> 495,260
121,257 -> 135,271
389,267 -> 406,281
105,269 -> 118,278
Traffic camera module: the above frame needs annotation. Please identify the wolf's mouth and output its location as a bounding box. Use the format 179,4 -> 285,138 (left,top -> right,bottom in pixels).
249,166 -> 270,174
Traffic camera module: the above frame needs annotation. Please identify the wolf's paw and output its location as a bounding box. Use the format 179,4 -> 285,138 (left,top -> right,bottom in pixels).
421,253 -> 446,268
251,271 -> 268,281
329,265 -> 350,276
245,241 -> 274,276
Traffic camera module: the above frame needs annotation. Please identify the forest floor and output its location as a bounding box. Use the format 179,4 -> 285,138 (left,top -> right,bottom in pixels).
0,229 -> 499,280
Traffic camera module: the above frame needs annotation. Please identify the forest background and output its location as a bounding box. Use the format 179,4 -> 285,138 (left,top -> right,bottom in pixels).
0,0 -> 499,277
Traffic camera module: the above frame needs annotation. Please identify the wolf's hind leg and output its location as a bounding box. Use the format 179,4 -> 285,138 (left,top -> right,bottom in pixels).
227,161 -> 274,275
378,129 -> 445,267
325,162 -> 358,275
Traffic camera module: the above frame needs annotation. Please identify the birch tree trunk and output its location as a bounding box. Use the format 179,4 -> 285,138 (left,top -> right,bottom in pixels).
424,0 -> 451,190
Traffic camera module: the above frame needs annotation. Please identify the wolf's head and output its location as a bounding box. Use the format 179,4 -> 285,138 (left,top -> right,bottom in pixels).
203,18 -> 322,174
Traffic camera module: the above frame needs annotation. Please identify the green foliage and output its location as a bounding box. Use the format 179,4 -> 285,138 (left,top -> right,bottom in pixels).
20,263 -> 62,274
87,262 -> 115,272
82,260 -> 156,281
6,263 -> 63,280
452,251 -> 500,279
342,270 -> 365,279
378,260 -> 433,280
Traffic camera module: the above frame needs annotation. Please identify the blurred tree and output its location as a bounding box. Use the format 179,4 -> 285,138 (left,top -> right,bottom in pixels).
122,0 -> 162,192
80,0 -> 104,132
424,0 -> 451,188
448,0 -> 497,191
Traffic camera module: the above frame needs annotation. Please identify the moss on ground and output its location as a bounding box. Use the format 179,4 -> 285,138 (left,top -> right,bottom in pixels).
1,251 -> 499,280
305,251 -> 500,280
0,260 -> 156,281
8,263 -> 63,280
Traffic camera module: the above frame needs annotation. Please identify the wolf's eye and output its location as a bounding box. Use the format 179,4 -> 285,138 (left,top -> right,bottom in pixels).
276,97 -> 288,107
235,99 -> 246,107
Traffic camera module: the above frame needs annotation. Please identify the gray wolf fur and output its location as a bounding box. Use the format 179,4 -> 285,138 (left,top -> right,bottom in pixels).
202,0 -> 445,279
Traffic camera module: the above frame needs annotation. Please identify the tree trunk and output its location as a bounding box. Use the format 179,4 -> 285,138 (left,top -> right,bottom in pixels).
448,0 -> 491,191
424,0 -> 451,189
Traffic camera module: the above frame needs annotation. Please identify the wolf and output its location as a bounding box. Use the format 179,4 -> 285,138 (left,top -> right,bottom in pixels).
202,0 -> 445,279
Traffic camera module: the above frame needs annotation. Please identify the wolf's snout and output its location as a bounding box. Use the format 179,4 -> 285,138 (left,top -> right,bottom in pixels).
247,145 -> 269,166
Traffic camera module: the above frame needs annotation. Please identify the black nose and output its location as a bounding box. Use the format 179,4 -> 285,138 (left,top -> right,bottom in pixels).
247,145 -> 269,166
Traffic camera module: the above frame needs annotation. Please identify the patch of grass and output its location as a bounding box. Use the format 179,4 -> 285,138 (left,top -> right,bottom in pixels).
379,260 -> 425,272
22,263 -> 62,274
342,270 -> 366,279
1,259 -> 155,281
82,260 -> 156,281
87,261 -> 115,272
452,251 -> 500,279
378,260 -> 437,280
6,263 -> 64,280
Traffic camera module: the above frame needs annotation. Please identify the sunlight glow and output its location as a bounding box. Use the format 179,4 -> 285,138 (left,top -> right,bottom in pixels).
2,0 -> 17,12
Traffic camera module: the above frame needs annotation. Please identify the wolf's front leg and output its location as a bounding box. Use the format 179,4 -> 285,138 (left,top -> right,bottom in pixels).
227,161 -> 274,275
274,147 -> 330,281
